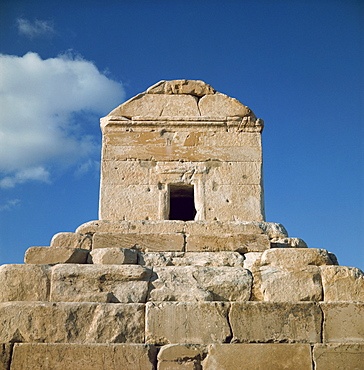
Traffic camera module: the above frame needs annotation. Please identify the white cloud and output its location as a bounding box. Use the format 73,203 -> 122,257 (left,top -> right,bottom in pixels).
17,18 -> 55,38
0,199 -> 21,212
0,52 -> 125,187
74,159 -> 100,178
0,167 -> 50,189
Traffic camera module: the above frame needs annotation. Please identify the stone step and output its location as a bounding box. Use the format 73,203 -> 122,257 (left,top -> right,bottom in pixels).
4,260 -> 362,304
0,302 -> 362,346
2,342 -> 364,370
75,220 -> 288,238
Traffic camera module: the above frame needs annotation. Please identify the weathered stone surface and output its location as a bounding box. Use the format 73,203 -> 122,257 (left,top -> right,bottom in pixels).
260,248 -> 334,268
320,266 -> 364,301
270,237 -> 307,248
0,264 -> 50,302
89,247 -> 137,265
185,221 -> 287,238
109,93 -> 200,117
103,141 -> 262,162
202,343 -> 313,370
146,302 -> 231,345
50,264 -> 152,303
93,232 -> 185,252
0,343 -> 11,370
173,252 -> 244,267
203,185 -> 265,222
76,220 -> 288,238
186,234 -> 270,253
138,252 -> 184,266
103,131 -> 262,151
313,343 -> 364,370
147,79 -> 215,96
157,344 -> 207,370
252,265 -> 323,301
320,302 -> 364,343
230,302 -> 322,343
243,252 -> 263,270
50,232 -> 92,250
199,93 -> 254,118
0,302 -> 145,343
11,343 -> 157,370
139,251 -> 244,267
101,159 -> 263,187
99,185 -> 161,220
149,266 -> 252,302
76,220 -> 185,235
24,246 -> 89,264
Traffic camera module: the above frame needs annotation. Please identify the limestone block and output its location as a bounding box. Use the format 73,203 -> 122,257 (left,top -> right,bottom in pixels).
203,184 -> 265,221
76,220 -> 186,235
0,302 -> 145,343
0,264 -> 50,302
0,343 -> 11,370
147,79 -> 215,96
103,141 -> 262,162
76,220 -> 132,234
93,232 -> 185,252
184,221 -> 287,238
186,234 -> 270,253
139,251 -> 244,267
260,248 -> 334,268
24,246 -> 89,264
149,266 -> 252,302
320,302 -> 364,343
158,361 -> 198,369
252,265 -> 323,302
11,343 -> 157,370
270,237 -> 307,248
171,252 -> 244,267
104,131 -> 262,150
138,252 -> 184,266
202,343 -> 313,370
50,264 -> 152,303
313,344 -> 364,370
99,184 -> 160,220
320,266 -> 364,301
199,93 -> 254,118
89,247 -> 138,265
157,344 -> 207,370
104,130 -> 168,146
109,93 -> 200,117
204,161 -> 262,186
50,232 -> 92,250
145,302 -> 231,345
100,159 -> 153,186
230,302 -> 322,343
243,252 -> 263,270
76,220 -> 288,238
190,131 -> 261,148
147,160 -> 262,188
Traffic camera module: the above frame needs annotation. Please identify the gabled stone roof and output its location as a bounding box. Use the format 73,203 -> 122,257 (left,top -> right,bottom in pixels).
108,79 -> 257,121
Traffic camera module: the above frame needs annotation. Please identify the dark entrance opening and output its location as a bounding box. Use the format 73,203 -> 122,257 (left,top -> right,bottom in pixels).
168,184 -> 196,221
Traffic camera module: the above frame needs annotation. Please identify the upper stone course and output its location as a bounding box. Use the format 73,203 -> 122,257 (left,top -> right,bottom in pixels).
146,79 -> 216,96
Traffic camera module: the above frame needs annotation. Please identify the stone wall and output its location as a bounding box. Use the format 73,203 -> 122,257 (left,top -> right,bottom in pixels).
1,220 -> 363,369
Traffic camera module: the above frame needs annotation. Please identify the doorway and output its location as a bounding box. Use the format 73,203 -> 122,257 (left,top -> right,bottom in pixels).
168,184 -> 196,221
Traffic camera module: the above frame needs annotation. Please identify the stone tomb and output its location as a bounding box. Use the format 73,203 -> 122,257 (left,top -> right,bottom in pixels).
99,79 -> 265,222
1,80 -> 363,369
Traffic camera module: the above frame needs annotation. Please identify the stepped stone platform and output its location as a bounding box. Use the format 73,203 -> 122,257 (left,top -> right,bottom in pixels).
1,80 -> 363,369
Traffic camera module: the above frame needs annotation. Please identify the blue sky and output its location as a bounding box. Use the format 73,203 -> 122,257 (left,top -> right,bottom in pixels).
0,0 -> 363,270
